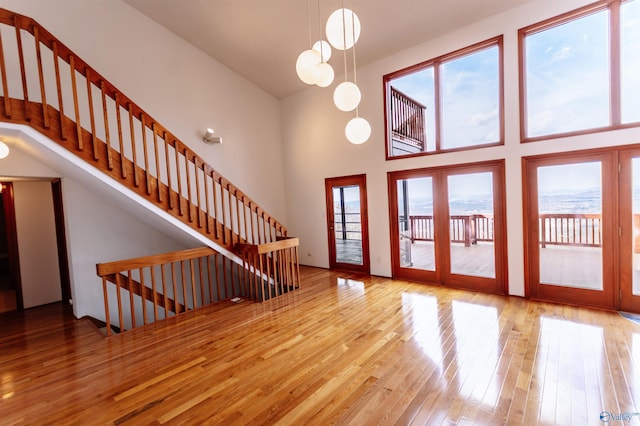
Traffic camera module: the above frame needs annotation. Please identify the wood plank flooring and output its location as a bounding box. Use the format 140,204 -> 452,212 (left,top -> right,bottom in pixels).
1,266 -> 640,424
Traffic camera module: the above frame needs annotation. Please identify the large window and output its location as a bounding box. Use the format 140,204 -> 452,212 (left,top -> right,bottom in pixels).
520,0 -> 640,141
384,37 -> 503,159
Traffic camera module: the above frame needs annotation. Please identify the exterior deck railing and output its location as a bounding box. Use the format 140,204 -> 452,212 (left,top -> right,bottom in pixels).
408,213 -> 623,249
390,86 -> 426,150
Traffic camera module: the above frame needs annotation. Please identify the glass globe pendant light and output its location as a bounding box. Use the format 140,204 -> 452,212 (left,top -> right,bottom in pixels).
325,8 -> 360,50
345,115 -> 371,145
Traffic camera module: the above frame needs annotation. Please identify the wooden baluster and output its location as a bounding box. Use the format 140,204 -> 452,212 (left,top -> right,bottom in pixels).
198,257 -> 205,306
204,167 -> 211,234
278,250 -> 284,295
152,123 -> 162,202
212,172 -> 219,240
127,270 -> 136,329
214,253 -> 221,302
0,29 -> 11,118
100,81 -> 113,170
84,68 -> 100,159
221,180 -> 228,245
223,257 -> 230,299
163,132 -> 173,210
250,205 -> 257,244
128,104 -> 139,187
51,42 -> 65,139
141,114 -> 151,195
242,197 -> 249,244
101,276 -> 111,336
181,260 -> 188,310
264,252 -> 271,300
69,56 -> 82,150
235,191 -> 242,241
14,17 -> 29,121
174,142 -> 184,216
257,253 -> 264,302
171,262 -> 179,314
262,212 -> 268,244
115,270 -> 124,331
115,93 -> 126,178
195,160 -> 203,228
185,152 -> 193,222
150,266 -> 158,321
189,259 -> 197,309
206,256 -> 214,304
294,245 -> 301,288
160,264 -> 168,316
33,26 -> 49,129
251,253 -> 264,302
139,268 -> 147,325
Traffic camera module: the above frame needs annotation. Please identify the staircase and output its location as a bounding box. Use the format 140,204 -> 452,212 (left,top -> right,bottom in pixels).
0,9 -> 300,334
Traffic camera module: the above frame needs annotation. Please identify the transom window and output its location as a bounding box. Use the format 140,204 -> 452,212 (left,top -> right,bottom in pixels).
520,0 -> 640,141
384,37 -> 503,159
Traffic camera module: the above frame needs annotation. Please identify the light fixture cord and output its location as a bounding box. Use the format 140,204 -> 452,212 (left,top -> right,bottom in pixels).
341,0 -> 348,81
316,0 -> 325,62
351,0 -> 360,118
307,0 -> 313,48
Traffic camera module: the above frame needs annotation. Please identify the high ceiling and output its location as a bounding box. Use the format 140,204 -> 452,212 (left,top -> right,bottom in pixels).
122,0 -> 538,99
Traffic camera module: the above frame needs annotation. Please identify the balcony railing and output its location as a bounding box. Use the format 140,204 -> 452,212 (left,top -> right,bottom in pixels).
408,213 -> 616,249
390,86 -> 426,151
410,214 -> 493,247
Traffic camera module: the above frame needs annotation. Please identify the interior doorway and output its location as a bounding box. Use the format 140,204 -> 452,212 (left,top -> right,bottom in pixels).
325,174 -> 370,274
0,182 -> 23,313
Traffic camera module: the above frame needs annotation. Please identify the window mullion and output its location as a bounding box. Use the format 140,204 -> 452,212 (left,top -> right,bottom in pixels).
610,0 -> 622,125
434,61 -> 442,152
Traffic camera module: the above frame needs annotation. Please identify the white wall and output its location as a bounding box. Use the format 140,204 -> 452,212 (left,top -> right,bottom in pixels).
0,0 -> 287,223
61,177 -> 192,320
281,0 -> 640,296
12,180 -> 62,308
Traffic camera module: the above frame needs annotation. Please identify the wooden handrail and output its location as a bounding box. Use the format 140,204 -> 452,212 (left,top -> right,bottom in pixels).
98,242 -> 300,334
97,247 -> 217,276
0,7 -> 287,252
234,238 -> 301,302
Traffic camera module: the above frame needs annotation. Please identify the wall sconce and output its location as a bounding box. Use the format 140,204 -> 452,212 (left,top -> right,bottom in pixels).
202,128 -> 222,144
0,140 -> 9,159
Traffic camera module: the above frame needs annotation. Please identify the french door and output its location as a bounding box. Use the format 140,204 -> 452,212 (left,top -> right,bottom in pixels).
524,151 -> 617,309
620,148 -> 640,312
325,175 -> 370,273
388,161 -> 507,294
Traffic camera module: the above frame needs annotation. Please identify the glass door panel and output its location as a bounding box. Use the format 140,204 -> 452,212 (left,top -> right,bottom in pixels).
447,172 -> 495,279
537,162 -> 603,290
325,175 -> 370,274
397,177 -> 435,271
620,149 -> 640,313
633,158 -> 640,296
333,185 -> 362,265
526,152 -> 614,310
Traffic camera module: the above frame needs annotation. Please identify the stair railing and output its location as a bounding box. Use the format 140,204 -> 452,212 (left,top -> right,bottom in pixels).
97,240 -> 300,335
0,9 -> 287,250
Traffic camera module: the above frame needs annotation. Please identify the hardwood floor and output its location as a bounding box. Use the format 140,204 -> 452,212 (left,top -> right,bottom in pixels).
1,266 -> 639,425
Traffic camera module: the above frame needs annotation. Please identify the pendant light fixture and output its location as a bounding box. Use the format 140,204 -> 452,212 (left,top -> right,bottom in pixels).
337,0 -> 370,144
296,0 -> 334,87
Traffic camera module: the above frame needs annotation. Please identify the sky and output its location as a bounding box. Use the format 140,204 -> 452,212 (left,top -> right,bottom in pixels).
388,0 -> 639,147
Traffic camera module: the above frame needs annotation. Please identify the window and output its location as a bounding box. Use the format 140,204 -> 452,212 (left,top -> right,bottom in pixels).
622,0 -> 640,124
520,0 -> 640,141
384,37 -> 503,159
